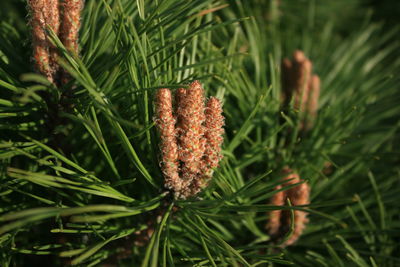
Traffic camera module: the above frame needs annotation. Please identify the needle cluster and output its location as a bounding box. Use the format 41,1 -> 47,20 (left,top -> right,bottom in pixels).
155,81 -> 224,199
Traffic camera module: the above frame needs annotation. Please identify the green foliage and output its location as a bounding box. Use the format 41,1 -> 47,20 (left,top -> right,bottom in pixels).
1,0 -> 399,266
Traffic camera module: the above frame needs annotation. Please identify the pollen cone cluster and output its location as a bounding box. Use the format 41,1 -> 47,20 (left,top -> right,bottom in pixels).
28,0 -> 84,85
281,50 -> 321,130
155,81 -> 224,199
266,168 -> 310,247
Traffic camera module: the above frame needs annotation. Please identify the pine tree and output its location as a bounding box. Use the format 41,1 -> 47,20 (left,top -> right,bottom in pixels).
1,0 -> 399,266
